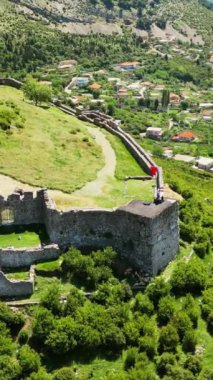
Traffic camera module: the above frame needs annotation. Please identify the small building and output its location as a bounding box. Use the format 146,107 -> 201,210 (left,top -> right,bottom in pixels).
76,77 -> 90,87
202,109 -> 213,121
117,88 -> 128,97
170,93 -> 181,106
88,82 -> 102,91
172,131 -> 198,142
199,103 -> 213,109
173,154 -> 195,163
196,157 -> 213,172
58,59 -> 78,69
118,61 -> 140,71
146,127 -> 163,140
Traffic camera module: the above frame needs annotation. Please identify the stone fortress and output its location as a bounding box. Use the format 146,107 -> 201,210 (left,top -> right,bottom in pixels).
0,78 -> 179,298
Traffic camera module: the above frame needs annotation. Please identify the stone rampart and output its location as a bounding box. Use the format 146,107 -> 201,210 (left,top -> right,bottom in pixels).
41,191 -> 179,276
0,265 -> 34,297
0,244 -> 60,268
0,190 -> 44,225
0,78 -> 22,89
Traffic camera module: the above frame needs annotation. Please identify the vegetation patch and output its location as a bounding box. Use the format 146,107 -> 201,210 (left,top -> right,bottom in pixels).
0,87 -> 104,193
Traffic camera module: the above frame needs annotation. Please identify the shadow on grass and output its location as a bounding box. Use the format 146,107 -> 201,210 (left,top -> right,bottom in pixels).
34,344 -> 122,371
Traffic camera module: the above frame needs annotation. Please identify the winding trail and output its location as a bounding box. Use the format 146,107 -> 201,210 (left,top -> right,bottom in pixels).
0,127 -> 116,207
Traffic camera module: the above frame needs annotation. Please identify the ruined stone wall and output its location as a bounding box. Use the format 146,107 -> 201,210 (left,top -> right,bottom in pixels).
0,78 -> 22,89
0,266 -> 34,297
0,188 -> 179,276
42,191 -> 179,276
0,244 -> 60,268
0,190 -> 44,225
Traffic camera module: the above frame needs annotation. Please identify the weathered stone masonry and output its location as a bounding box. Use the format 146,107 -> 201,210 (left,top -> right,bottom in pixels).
0,190 -> 179,277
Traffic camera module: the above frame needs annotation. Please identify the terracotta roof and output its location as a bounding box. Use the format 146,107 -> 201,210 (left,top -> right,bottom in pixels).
172,131 -> 197,140
89,82 -> 102,90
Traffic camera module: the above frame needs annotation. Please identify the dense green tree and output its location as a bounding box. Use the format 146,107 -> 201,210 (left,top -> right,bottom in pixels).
184,354 -> 202,375
157,296 -> 176,325
182,330 -> 197,353
134,293 -> 154,316
146,277 -> 170,307
171,258 -> 208,294
171,311 -> 192,340
159,324 -> 179,352
18,345 -> 41,376
45,317 -> 77,355
41,285 -> 62,315
0,355 -> 21,380
32,307 -> 55,342
26,368 -> 52,380
23,76 -> 52,106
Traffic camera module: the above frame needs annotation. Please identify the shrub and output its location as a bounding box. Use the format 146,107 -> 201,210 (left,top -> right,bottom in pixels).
134,293 -> 154,316
171,311 -> 192,340
157,352 -> 177,376
145,277 -> 170,307
124,347 -> 139,371
157,296 -> 176,325
184,354 -> 202,375
18,329 -> 29,345
159,324 -> 179,352
171,258 -> 208,294
18,345 -> 41,376
182,330 -> 197,353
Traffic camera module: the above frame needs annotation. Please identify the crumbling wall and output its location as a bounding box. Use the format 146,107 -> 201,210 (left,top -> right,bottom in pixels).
0,190 -> 44,225
42,192 -> 179,276
0,265 -> 34,297
0,244 -> 60,268
0,78 -> 22,89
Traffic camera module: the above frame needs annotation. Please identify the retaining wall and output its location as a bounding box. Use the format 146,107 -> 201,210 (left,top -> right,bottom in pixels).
0,265 -> 34,297
0,78 -> 22,89
0,244 -> 60,268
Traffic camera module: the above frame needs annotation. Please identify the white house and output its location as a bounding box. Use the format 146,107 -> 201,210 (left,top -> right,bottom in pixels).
196,157 -> 213,172
146,127 -> 163,140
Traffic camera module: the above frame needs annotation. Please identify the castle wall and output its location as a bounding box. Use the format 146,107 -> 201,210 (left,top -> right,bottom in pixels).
42,192 -> 178,276
0,78 -> 22,89
0,190 -> 44,225
0,266 -> 34,297
0,244 -> 60,268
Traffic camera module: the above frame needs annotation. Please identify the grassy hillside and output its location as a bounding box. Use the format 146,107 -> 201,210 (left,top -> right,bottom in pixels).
0,86 -> 104,192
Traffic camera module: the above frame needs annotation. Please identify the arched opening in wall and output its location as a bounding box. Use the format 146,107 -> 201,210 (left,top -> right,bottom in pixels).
1,208 -> 15,225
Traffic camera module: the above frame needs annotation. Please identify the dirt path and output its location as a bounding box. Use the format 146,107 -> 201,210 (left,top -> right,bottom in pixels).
73,127 -> 116,197
0,127 -> 116,208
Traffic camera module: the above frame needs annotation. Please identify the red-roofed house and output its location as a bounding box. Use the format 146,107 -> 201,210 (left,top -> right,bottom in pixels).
172,131 -> 198,142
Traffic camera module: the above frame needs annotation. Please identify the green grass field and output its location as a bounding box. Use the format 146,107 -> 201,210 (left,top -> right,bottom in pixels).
0,87 -> 103,193
0,86 -> 153,208
0,230 -> 40,248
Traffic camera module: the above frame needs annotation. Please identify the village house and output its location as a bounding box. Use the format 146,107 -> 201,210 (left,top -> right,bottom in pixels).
172,131 -> 198,142
196,157 -> 213,172
202,109 -> 213,121
199,103 -> 213,109
89,82 -> 102,91
76,77 -> 90,87
117,88 -> 128,97
118,61 -> 140,71
58,59 -> 78,69
146,127 -> 163,140
170,93 -> 181,106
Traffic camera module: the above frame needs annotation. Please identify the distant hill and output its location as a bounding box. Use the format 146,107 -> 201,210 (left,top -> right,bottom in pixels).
8,0 -> 213,47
